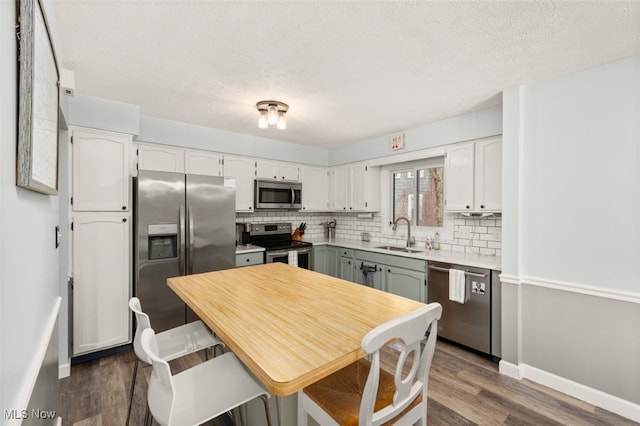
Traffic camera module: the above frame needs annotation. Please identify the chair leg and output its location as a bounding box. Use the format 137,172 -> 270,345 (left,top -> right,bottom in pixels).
297,392 -> 308,426
126,358 -> 139,425
144,403 -> 151,426
260,395 -> 272,426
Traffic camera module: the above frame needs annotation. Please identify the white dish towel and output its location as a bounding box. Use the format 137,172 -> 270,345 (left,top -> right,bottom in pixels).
449,269 -> 466,304
288,251 -> 298,267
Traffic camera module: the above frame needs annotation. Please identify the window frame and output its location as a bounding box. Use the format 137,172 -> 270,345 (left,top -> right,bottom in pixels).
381,156 -> 453,239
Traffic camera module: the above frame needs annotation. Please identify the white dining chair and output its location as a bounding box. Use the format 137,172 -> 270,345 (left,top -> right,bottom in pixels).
298,303 -> 442,426
140,327 -> 272,426
127,297 -> 225,425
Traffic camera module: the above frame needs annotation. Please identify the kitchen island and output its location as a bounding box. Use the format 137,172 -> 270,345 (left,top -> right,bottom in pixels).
167,263 -> 426,425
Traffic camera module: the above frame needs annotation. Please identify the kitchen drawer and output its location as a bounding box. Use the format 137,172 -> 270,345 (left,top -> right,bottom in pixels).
337,247 -> 354,258
236,252 -> 264,267
355,250 -> 426,272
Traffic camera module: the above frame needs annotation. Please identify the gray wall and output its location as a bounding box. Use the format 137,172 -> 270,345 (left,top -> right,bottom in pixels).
1,0 -> 61,416
501,54 -> 640,412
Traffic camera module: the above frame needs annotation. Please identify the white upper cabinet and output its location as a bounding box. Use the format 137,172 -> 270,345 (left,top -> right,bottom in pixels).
474,138 -> 502,212
256,160 -> 300,181
223,155 -> 255,212
184,149 -> 223,176
444,142 -> 475,211
300,166 -> 330,211
349,163 -> 380,212
72,128 -> 131,212
331,166 -> 349,211
445,137 -> 502,212
137,143 -> 184,173
330,164 -> 380,212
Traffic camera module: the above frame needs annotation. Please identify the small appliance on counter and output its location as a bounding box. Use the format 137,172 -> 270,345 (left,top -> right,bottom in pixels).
236,222 -> 252,246
322,219 -> 337,239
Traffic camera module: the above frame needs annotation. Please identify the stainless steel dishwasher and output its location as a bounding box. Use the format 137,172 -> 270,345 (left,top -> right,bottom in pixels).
428,261 -> 501,357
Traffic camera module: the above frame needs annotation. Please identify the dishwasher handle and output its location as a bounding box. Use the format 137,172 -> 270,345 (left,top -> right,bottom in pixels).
428,265 -> 486,278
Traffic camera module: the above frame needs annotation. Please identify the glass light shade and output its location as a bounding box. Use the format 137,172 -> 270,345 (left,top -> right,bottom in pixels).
277,111 -> 286,129
267,104 -> 278,125
258,110 -> 268,129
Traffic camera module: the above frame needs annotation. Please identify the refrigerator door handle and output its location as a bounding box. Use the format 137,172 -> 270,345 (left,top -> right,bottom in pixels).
188,208 -> 195,275
178,206 -> 186,275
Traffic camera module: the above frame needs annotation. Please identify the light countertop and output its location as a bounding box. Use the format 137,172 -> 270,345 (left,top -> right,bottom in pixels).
235,244 -> 265,255
307,237 -> 502,270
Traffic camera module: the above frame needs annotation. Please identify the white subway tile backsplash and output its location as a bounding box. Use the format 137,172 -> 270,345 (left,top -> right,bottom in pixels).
236,211 -> 502,256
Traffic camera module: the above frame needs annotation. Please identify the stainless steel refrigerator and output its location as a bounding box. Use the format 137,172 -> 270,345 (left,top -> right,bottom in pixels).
134,170 -> 236,332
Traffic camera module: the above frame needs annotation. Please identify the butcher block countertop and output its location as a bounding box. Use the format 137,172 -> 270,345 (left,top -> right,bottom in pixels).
167,263 -> 425,396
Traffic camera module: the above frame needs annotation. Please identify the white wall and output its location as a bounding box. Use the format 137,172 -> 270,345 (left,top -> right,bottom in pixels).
501,55 -> 640,420
1,0 -> 61,415
521,56 -> 639,292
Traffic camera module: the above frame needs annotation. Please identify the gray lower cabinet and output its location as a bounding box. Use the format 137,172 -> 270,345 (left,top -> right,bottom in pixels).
385,266 -> 426,302
355,250 -> 427,303
313,245 -> 340,277
314,245 -> 339,277
235,251 -> 264,267
338,248 -> 355,281
313,246 -> 328,274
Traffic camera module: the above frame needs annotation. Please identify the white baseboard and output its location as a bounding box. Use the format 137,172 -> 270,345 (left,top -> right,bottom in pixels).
498,360 -> 521,379
503,362 -> 640,423
59,362 -> 70,379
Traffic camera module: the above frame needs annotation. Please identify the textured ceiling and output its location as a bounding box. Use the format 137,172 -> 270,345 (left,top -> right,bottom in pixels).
50,1 -> 640,148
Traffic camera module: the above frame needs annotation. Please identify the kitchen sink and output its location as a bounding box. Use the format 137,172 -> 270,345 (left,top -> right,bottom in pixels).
374,245 -> 423,254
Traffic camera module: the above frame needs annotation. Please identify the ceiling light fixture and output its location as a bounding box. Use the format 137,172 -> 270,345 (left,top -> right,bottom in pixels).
256,101 -> 288,130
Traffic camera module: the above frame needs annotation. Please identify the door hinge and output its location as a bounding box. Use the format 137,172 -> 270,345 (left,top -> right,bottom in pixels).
70,135 -> 74,144
365,201 -> 368,208
68,276 -> 74,290
70,196 -> 73,205
70,222 -> 74,231
365,165 -> 368,172
136,148 -> 139,156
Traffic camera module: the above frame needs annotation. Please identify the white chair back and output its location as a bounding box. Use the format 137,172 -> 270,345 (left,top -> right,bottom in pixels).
140,327 -> 176,426
129,297 -> 153,364
359,303 -> 442,426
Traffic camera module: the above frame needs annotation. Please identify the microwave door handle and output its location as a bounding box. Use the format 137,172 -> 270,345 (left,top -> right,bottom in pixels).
178,206 -> 185,275
291,187 -> 294,207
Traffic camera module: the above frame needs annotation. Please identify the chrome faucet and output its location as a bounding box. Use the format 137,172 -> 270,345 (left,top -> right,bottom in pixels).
392,216 -> 415,247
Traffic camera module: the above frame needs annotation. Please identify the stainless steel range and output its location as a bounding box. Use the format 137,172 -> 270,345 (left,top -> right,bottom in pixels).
248,223 -> 313,269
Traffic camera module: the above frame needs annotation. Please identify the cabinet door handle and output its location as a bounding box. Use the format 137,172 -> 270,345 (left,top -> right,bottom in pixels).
466,205 -> 470,209
122,218 -> 127,222
122,206 -> 126,210
480,205 -> 485,209
246,258 -> 250,262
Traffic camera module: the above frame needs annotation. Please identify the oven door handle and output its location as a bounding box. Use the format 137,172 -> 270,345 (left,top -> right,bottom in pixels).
267,250 -> 293,258
296,247 -> 313,255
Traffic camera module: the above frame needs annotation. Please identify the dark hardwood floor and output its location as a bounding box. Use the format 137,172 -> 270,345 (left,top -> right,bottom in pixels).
59,340 -> 638,426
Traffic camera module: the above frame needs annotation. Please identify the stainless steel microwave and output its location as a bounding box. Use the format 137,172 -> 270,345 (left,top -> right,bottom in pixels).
255,180 -> 302,209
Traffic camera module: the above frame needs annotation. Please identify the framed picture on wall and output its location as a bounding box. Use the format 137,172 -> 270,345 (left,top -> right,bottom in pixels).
16,0 -> 60,195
